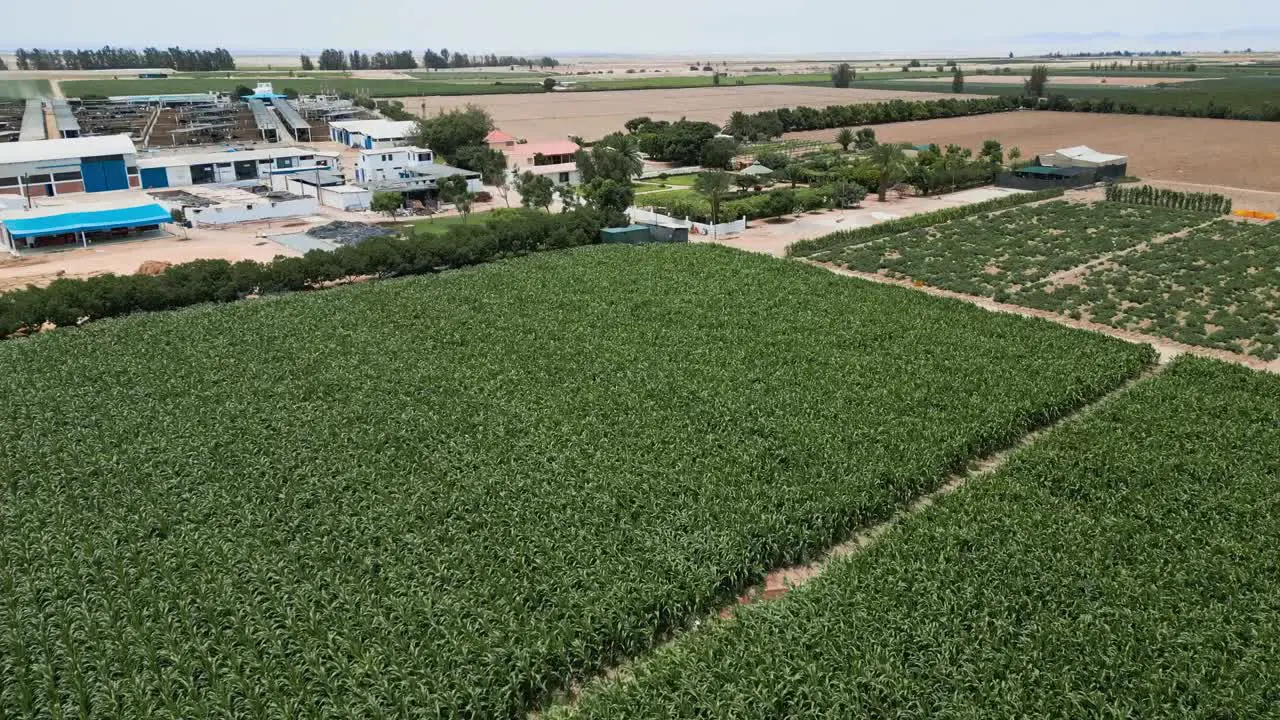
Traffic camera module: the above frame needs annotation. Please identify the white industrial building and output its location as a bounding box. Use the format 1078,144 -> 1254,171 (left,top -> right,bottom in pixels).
329,119 -> 418,150
137,147 -> 341,189
149,185 -> 319,227
1041,146 -> 1129,171
355,147 -> 435,183
0,135 -> 141,199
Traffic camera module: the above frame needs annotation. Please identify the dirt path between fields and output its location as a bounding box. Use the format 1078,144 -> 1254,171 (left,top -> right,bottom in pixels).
536,365 -> 1168,718
1038,218 -> 1219,291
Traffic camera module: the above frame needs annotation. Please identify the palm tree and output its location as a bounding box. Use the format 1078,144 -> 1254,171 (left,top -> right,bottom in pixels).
836,127 -> 855,152
869,143 -> 908,202
695,171 -> 733,226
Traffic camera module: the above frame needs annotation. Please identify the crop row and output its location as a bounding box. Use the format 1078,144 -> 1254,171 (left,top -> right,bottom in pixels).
785,188 -> 1064,258
827,200 -> 1211,298
565,357 -> 1280,718
0,244 -> 1153,718
1105,184 -> 1233,214
1016,219 -> 1280,360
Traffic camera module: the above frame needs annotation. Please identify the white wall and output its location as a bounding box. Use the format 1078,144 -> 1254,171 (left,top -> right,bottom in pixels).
321,187 -> 372,211
166,165 -> 193,187
186,196 -> 319,226
356,149 -> 433,183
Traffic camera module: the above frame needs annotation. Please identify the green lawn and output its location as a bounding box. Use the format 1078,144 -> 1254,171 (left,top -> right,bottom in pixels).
0,79 -> 52,99
566,357 -> 1280,719
0,244 -> 1150,718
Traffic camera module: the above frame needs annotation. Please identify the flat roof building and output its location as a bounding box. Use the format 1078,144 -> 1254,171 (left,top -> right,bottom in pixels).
137,146 -> 340,190
330,119 -> 418,150
0,135 -> 140,199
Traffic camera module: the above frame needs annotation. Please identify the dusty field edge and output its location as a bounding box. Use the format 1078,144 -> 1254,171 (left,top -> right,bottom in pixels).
534,360 -> 1163,718
809,260 -> 1280,375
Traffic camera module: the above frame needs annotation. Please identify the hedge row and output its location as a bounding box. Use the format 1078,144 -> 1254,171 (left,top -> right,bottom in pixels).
652,187 -> 832,224
1105,184 -> 1232,214
786,188 -> 1066,258
737,96 -> 1024,138
0,209 -> 606,338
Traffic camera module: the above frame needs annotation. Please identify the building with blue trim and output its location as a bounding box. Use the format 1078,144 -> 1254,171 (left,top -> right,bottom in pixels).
0,135 -> 140,200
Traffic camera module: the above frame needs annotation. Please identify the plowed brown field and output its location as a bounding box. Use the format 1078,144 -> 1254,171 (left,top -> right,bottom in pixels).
399,85 -> 983,141
785,111 -> 1280,192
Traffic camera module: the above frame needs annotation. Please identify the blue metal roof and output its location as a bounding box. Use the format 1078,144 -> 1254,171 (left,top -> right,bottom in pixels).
3,204 -> 172,239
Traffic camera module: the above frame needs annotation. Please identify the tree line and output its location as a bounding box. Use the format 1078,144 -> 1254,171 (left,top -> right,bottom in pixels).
1105,185 -> 1233,214
309,49 -> 559,71
11,47 -> 235,71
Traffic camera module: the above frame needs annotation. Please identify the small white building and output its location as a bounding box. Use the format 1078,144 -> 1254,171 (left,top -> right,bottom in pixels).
269,170 -> 374,211
137,147 -> 340,190
329,119 -> 418,150
355,147 -> 435,183
149,185 -> 319,227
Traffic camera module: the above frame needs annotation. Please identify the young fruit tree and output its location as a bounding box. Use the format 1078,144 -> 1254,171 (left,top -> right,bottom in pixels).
836,128 -> 856,152
371,191 -> 404,219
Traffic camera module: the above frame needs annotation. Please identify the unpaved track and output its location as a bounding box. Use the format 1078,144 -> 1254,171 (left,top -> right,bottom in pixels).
785,112 -> 1280,193
403,85 -> 987,140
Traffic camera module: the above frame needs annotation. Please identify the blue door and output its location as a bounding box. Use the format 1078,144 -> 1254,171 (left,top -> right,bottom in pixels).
81,155 -> 129,193
140,168 -> 169,189
364,136 -> 374,149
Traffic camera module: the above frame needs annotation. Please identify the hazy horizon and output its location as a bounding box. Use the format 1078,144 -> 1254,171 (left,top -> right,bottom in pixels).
4,0 -> 1278,57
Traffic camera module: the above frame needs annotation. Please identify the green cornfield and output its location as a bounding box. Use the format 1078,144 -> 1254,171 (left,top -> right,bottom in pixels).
0,244 -> 1152,718
565,357 -> 1280,718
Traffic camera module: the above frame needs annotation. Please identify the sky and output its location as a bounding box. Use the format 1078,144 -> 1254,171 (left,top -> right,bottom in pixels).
4,0 -> 1278,56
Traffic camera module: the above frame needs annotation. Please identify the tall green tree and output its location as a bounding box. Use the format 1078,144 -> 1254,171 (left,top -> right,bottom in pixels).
437,176 -> 473,221
952,66 -> 965,93
869,143 -> 908,202
370,191 -> 403,219
836,128 -> 855,152
453,146 -> 508,186
979,139 -> 1004,166
1025,65 -> 1050,97
694,171 -> 733,225
831,63 -> 855,88
516,171 -> 554,211
299,54 -> 314,71
413,105 -> 493,160
576,133 -> 643,183
700,137 -> 738,170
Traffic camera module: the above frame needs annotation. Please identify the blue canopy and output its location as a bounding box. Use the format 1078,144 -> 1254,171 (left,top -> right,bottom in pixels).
241,93 -> 288,100
3,204 -> 172,239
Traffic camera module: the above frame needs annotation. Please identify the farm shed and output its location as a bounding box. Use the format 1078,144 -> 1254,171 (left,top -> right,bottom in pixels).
329,120 -> 418,150
137,147 -> 339,190
1041,146 -> 1128,179
0,202 -> 170,252
0,135 -> 140,199
998,165 -> 1099,191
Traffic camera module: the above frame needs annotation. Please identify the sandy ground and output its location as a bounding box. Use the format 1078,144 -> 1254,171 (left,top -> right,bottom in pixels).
697,186 -> 1026,257
400,85 -> 988,141
785,111 -> 1280,193
905,74 -> 1212,87
0,228 -> 299,291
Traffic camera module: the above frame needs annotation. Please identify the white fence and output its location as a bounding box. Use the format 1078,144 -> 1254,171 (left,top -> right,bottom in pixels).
628,207 -> 746,238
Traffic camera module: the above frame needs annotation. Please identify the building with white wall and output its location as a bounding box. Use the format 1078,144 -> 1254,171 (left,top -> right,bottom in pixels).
149,185 -> 319,227
0,135 -> 140,199
354,147 -> 435,183
507,140 -> 581,187
137,147 -> 340,190
329,120 -> 418,150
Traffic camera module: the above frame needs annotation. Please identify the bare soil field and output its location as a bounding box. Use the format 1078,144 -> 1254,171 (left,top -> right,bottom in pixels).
0,229 -> 298,291
400,85 -> 985,140
785,112 -> 1280,192
905,74 -> 1212,87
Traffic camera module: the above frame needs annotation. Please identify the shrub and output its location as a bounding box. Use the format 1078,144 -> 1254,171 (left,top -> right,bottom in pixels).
0,210 -> 608,338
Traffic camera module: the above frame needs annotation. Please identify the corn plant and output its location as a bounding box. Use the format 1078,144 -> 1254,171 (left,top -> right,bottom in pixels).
0,244 -> 1152,718
1105,184 -> 1233,214
567,357 -> 1280,719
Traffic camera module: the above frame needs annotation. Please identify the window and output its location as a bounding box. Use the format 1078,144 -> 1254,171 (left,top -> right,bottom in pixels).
559,172 -> 571,184
382,154 -> 392,162
27,175 -> 51,184
53,172 -> 82,182
216,163 -> 232,168
418,154 -> 431,162
0,177 -> 18,187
